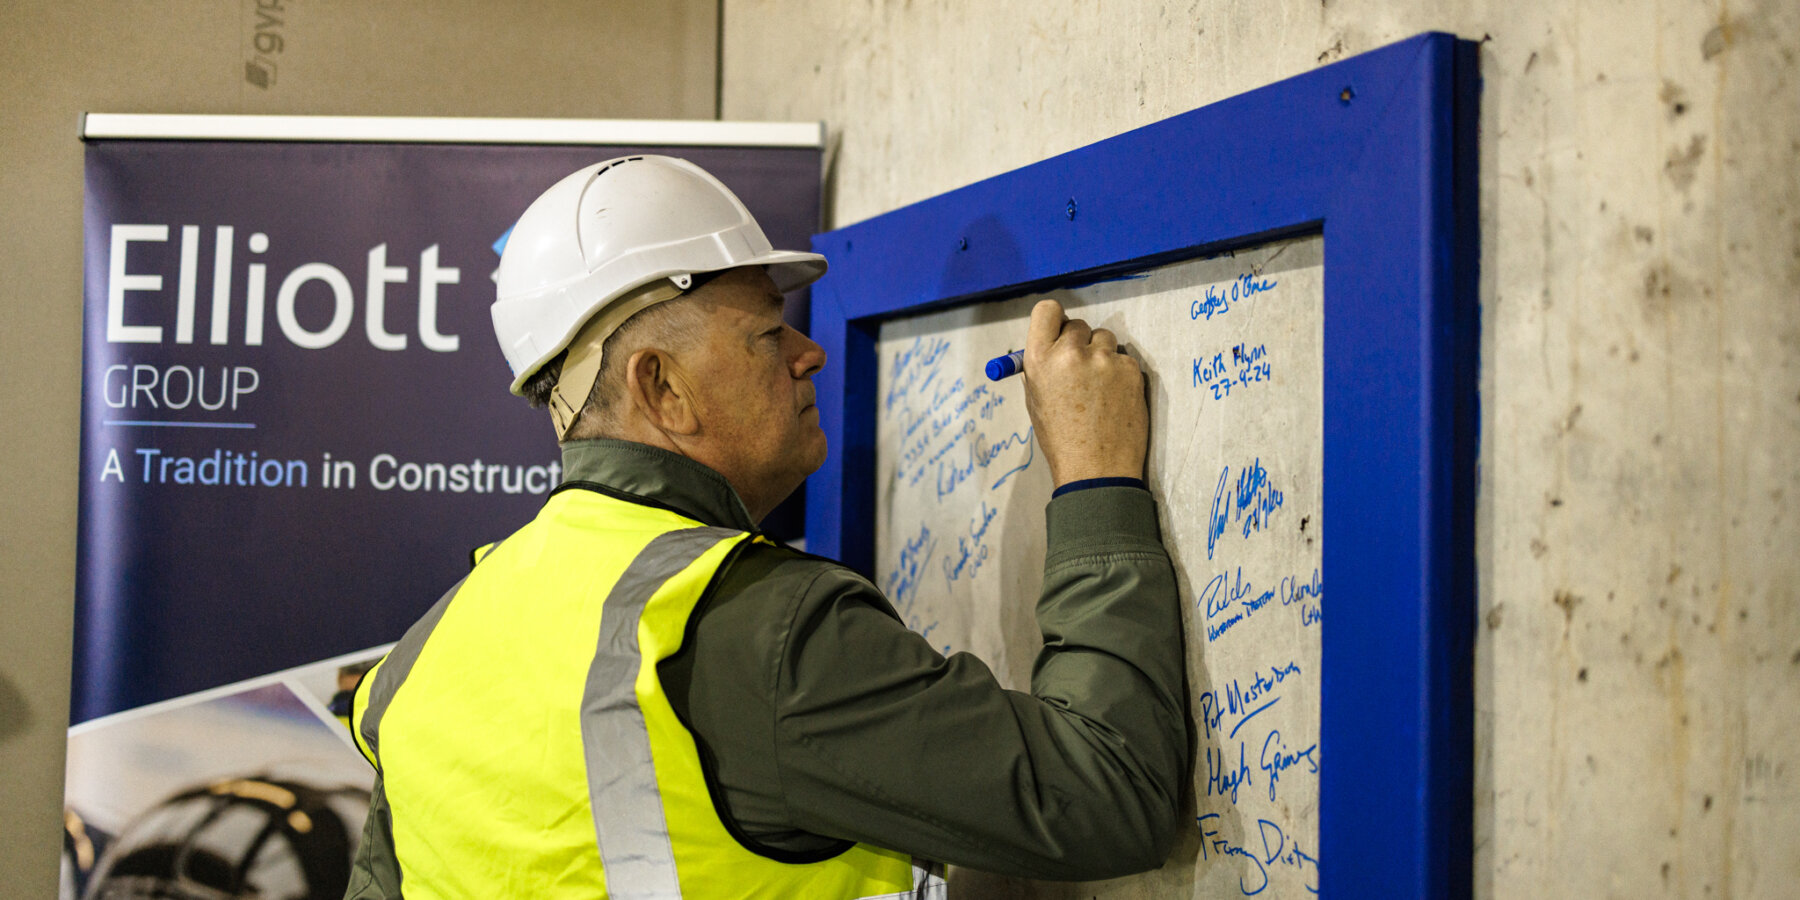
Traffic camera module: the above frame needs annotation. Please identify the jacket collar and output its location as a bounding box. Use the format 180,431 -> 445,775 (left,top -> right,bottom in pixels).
558,439 -> 759,532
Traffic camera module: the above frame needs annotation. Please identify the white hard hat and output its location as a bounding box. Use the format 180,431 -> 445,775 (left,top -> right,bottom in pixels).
490,155 -> 827,395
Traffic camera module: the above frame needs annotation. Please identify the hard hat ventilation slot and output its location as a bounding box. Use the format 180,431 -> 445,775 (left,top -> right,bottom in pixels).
594,157 -> 646,177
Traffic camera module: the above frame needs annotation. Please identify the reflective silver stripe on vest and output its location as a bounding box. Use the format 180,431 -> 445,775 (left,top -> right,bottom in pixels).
358,574 -> 469,764
583,527 -> 743,899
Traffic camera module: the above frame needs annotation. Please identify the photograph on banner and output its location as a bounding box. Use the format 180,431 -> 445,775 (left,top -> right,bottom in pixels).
62,658 -> 381,900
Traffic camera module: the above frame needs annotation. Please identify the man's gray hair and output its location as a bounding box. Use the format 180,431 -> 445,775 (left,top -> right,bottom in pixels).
520,291 -> 711,440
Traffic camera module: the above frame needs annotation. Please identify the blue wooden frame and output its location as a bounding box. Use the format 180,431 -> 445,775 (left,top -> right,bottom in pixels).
805,32 -> 1479,898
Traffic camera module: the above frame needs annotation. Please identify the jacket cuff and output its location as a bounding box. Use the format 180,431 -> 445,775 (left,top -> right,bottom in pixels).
1050,476 -> 1147,498
1045,484 -> 1162,552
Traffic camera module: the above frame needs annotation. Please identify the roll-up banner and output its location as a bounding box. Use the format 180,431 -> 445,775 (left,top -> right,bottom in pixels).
64,115 -> 823,899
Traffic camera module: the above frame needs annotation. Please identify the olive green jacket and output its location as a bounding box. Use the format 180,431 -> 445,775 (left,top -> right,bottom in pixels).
347,439 -> 1187,896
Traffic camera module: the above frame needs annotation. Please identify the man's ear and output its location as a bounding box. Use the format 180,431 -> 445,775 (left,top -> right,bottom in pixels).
625,348 -> 700,436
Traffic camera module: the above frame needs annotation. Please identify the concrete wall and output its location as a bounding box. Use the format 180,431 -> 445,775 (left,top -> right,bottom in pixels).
722,0 -> 1799,896
0,2 -> 717,895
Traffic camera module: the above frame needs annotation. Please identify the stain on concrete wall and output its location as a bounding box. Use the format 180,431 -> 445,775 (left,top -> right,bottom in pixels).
722,0 -> 1800,895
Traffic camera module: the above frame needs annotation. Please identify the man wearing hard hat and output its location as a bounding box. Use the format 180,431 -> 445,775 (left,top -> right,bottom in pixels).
346,156 -> 1186,898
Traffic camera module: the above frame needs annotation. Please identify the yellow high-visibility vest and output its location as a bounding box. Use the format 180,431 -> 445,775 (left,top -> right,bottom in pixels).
352,486 -> 938,898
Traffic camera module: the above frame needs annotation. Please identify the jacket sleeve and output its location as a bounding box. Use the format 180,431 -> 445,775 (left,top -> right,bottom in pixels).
682,485 -> 1189,881
343,662 -> 404,899
343,777 -> 404,900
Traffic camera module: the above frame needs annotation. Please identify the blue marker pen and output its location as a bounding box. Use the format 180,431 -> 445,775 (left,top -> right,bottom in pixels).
985,350 -> 1025,381
986,345 -> 1127,381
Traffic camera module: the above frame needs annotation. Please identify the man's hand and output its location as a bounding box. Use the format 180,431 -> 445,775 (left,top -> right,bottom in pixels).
1020,299 -> 1149,488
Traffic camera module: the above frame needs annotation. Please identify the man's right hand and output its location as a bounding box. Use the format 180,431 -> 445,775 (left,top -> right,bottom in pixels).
1020,299 -> 1149,489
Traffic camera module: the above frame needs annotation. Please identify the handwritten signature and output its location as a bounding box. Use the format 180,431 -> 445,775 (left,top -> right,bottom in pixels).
1197,813 -> 1319,895
881,524 -> 936,615
1192,343 -> 1273,399
1187,273 -> 1279,323
1210,460 -> 1284,560
1198,660 -> 1303,739
1199,567 -> 1277,644
941,501 -> 1001,587
1206,743 -> 1253,805
1281,567 -> 1323,627
1260,730 -> 1319,802
884,336 -> 951,414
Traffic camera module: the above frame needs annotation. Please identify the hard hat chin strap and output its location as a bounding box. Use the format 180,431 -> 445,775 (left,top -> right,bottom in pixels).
551,278 -> 689,441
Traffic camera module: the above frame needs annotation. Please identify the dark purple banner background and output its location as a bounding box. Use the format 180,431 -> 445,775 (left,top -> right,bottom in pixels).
76,140 -> 821,723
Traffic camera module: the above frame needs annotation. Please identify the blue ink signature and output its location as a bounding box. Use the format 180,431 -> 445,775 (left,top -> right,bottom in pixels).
1234,459 -> 1275,523
1187,273 -> 1279,324
882,524 -> 936,615
989,428 -> 1035,491
935,456 -> 973,500
884,337 -> 950,414
889,335 -> 950,381
1198,660 -> 1303,739
1192,343 -> 1273,400
1190,284 -> 1231,321
942,535 -> 991,585
1233,272 -> 1278,303
1206,459 -> 1283,551
944,501 -> 999,586
1197,814 -> 1319,896
1281,568 -> 1323,626
1206,743 -> 1252,805
1259,730 -> 1319,802
1280,568 -> 1322,606
1198,568 -> 1275,643
971,500 -> 998,542
1208,468 -> 1231,560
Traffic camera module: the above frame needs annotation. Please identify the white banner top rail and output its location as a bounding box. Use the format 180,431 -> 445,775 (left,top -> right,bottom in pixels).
80,113 -> 825,148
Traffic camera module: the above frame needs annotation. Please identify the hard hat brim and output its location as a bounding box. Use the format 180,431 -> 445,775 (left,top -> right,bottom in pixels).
759,251 -> 830,295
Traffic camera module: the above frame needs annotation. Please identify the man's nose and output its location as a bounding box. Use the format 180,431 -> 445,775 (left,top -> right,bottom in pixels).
791,329 -> 826,378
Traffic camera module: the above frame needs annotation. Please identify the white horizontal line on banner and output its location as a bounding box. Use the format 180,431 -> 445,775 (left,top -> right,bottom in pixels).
68,642 -> 397,737
105,420 -> 257,429
80,113 -> 826,148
